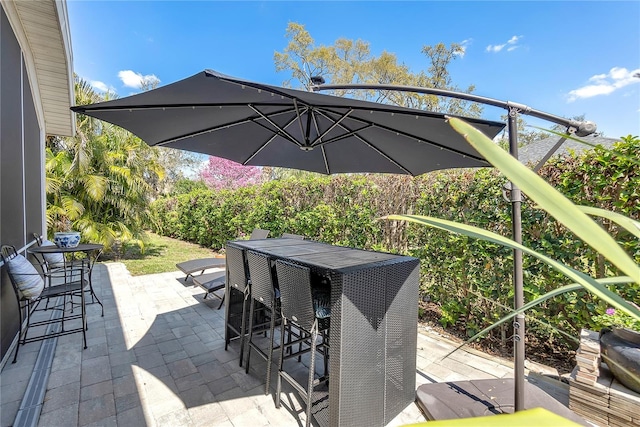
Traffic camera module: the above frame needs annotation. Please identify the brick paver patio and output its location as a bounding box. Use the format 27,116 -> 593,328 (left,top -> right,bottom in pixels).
1,262 -> 569,426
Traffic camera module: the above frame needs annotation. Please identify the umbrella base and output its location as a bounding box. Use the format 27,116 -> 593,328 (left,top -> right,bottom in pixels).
416,378 -> 589,425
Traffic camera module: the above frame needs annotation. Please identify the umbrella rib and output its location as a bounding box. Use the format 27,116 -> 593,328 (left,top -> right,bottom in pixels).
314,106 -> 487,163
242,132 -> 279,165
309,112 -> 330,174
308,108 -> 411,173
351,134 -> 414,174
154,107 -> 299,146
292,99 -> 309,146
321,146 -> 330,174
249,105 -> 304,147
309,109 -> 354,147
353,134 -> 412,174
243,109 -> 313,165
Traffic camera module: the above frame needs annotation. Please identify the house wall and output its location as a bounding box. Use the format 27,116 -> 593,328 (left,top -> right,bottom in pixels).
0,6 -> 47,362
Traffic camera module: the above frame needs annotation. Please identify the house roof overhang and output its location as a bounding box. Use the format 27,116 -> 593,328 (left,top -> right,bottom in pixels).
2,0 -> 75,137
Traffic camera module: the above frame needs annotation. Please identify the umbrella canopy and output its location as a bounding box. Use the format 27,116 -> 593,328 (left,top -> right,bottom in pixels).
71,69 -> 505,176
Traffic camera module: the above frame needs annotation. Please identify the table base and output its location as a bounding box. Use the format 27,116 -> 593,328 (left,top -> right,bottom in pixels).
416,378 -> 589,425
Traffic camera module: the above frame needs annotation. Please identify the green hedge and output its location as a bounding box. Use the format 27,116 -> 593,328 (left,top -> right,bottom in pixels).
150,136 -> 640,349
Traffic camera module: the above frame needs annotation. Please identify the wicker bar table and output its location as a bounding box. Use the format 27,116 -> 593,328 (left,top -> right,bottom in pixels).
225,238 -> 420,427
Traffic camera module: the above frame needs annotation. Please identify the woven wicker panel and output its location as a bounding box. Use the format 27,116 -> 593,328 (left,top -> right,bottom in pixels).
225,287 -> 247,338
383,258 -> 419,424
226,245 -> 248,293
246,250 -> 276,309
274,259 -> 316,331
224,245 -> 249,343
332,265 -> 386,427
226,239 -> 420,426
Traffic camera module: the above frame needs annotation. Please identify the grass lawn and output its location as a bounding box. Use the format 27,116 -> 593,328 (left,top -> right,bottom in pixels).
105,232 -> 221,276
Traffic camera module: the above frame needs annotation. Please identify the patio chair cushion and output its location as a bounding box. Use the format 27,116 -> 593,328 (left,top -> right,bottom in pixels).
41,239 -> 66,268
6,255 -> 44,300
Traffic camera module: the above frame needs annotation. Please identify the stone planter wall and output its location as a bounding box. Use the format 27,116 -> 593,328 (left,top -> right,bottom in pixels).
569,329 -> 640,426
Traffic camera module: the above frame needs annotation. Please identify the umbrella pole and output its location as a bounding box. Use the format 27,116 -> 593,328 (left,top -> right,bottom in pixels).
507,108 -> 526,411
311,80 -> 599,413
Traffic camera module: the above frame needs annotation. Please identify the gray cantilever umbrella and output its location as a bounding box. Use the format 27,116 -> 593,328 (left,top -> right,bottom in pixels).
72,70 -> 596,419
71,69 -> 505,175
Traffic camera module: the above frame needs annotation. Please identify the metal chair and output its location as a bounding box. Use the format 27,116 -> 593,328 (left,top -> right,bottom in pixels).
244,250 -> 280,394
224,244 -> 251,366
31,233 -> 104,317
1,245 -> 87,363
274,259 -> 330,427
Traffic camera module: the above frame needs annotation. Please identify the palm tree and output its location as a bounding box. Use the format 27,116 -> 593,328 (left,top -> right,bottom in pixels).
46,76 -> 164,251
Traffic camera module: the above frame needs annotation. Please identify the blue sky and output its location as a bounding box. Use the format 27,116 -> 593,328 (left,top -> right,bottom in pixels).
68,1 -> 639,139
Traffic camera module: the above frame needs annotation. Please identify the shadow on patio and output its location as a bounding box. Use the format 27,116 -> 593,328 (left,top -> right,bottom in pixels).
1,261 -> 570,427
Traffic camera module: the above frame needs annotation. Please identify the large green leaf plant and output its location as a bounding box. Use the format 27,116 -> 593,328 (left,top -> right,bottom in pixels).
387,118 -> 640,347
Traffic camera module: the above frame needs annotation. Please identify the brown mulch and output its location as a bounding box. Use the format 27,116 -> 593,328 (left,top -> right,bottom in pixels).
419,302 -> 576,375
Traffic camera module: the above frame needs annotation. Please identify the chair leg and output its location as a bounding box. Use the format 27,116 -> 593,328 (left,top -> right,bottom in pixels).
238,290 -> 250,367
305,325 -> 318,427
224,290 -> 232,351
322,330 -> 329,377
61,294 -> 67,332
88,278 -> 104,317
217,294 -> 225,310
245,300 -> 277,396
12,302 -> 26,364
264,306 -> 277,395
275,318 -> 287,409
81,283 -> 87,349
244,298 -> 256,371
298,328 -> 305,362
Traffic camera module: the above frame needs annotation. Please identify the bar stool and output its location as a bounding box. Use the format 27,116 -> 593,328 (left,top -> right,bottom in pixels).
224,245 -> 251,366
274,259 -> 330,427
244,250 -> 280,394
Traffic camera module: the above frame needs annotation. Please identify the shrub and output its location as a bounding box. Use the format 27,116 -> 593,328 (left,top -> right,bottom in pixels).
149,136 -> 640,350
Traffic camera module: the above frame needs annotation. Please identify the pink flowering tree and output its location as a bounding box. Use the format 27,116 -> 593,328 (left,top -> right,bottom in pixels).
198,156 -> 262,190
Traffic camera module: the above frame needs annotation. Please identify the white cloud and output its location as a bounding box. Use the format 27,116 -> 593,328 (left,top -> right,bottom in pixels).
454,39 -> 473,57
118,70 -> 160,89
90,80 -> 109,92
567,67 -> 640,102
610,67 -> 630,80
486,35 -> 522,53
118,70 -> 142,88
507,35 -> 520,44
588,73 -> 608,83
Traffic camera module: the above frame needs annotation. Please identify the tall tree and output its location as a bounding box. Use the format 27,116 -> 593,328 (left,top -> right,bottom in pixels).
170,178 -> 208,195
274,23 -> 482,117
148,147 -> 202,196
415,43 -> 482,116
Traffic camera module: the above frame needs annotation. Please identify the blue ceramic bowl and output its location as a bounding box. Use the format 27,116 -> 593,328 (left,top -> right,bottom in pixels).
53,232 -> 81,248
